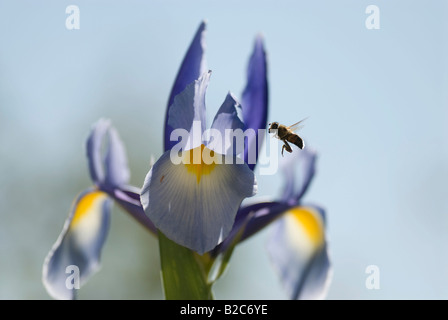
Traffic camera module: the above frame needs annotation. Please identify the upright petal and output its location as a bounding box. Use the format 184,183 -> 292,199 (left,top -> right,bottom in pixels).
266,205 -> 332,300
167,71 -> 211,151
209,92 -> 245,156
42,188 -> 112,300
141,146 -> 257,254
86,119 -> 110,185
280,148 -> 317,203
241,35 -> 268,170
295,148 -> 317,202
103,126 -> 130,188
165,21 -> 207,151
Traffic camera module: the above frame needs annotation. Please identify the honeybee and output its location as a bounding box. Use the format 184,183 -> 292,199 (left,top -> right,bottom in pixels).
268,119 -> 306,156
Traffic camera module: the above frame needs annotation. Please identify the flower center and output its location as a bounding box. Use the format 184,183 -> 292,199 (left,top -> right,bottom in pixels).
183,144 -> 217,183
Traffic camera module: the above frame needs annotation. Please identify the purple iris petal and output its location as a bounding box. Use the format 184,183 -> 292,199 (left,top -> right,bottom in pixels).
167,71 -> 210,151
86,118 -> 110,185
212,201 -> 290,256
294,148 -> 317,202
86,119 -> 156,232
165,21 -> 207,151
104,126 -> 130,188
241,35 -> 268,170
266,205 -> 331,300
238,149 -> 318,240
112,186 -> 157,234
293,244 -> 332,300
86,119 -> 131,189
42,188 -> 112,300
238,202 -> 291,242
141,148 -> 256,255
279,148 -> 317,203
209,92 -> 245,155
214,147 -> 319,257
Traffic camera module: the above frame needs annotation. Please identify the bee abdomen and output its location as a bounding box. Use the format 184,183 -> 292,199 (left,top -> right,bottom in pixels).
286,134 -> 304,149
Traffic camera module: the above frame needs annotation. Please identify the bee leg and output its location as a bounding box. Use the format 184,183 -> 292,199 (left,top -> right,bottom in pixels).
282,141 -> 292,156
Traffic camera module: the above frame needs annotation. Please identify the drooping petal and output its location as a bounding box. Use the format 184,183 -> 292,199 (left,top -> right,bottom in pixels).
86,119 -> 110,185
266,205 -> 332,300
42,188 -> 112,300
112,185 -> 157,234
141,145 -> 257,254
238,201 -> 291,242
296,244 -> 332,300
208,92 -> 245,156
103,125 -> 130,188
167,71 -> 211,151
211,201 -> 288,256
165,21 -> 207,151
241,35 -> 268,170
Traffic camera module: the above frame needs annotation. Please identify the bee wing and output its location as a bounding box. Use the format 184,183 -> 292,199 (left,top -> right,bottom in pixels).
287,117 -> 308,132
289,124 -> 305,132
286,134 -> 305,149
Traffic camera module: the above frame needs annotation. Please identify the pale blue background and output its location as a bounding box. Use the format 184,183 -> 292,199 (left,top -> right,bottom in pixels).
0,1 -> 447,299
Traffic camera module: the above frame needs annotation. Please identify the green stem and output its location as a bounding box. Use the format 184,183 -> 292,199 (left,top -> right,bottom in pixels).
158,231 -> 214,300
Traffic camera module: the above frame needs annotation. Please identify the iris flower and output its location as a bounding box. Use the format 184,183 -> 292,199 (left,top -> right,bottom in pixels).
42,119 -> 155,300
43,20 -> 331,300
140,22 -> 260,255
156,21 -> 332,299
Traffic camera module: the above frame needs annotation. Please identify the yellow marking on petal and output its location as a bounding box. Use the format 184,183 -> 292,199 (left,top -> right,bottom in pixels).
287,207 -> 324,247
71,191 -> 108,227
183,144 -> 217,183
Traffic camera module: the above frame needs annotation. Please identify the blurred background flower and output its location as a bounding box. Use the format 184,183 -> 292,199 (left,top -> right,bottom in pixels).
42,119 -> 155,299
1,1 -> 447,299
212,147 -> 331,300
